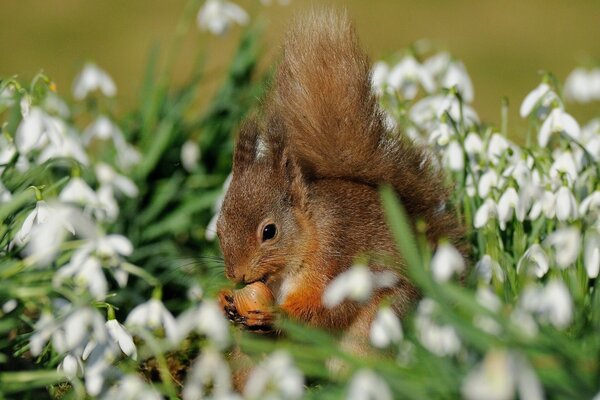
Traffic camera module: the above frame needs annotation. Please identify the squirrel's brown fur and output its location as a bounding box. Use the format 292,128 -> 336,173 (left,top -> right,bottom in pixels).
216,9 -> 464,389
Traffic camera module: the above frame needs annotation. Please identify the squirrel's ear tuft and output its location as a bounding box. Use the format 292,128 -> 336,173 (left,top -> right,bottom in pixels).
272,8 -> 382,161
233,118 -> 260,174
280,148 -> 309,212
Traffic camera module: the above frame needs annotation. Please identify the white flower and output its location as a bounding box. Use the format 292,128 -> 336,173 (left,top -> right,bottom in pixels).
37,126 -> 89,166
584,230 -> 600,278
474,198 -> 497,228
14,200 -> 51,245
464,132 -> 484,155
125,298 -> 178,342
555,186 -> 578,221
57,354 -> 84,378
387,56 -> 436,99
2,299 -> 17,314
103,374 -> 162,400
0,134 -> 17,173
529,190 -> 556,220
323,264 -> 398,308
474,288 -> 502,335
430,242 -> 465,282
106,319 -> 137,360
415,299 -> 461,356
580,191 -> 600,216
370,307 -> 403,348
15,107 -> 62,155
72,63 -> 116,99
441,60 -> 474,103
371,61 -> 390,94
54,252 -> 107,299
244,351 -> 304,400
475,254 -> 505,283
197,0 -> 249,35
564,67 -> 600,103
95,163 -> 138,197
59,177 -> 98,207
183,347 -> 238,400
83,115 -> 123,145
549,150 -> 578,186
462,350 -> 544,400
538,107 -> 580,147
544,227 -> 581,268
521,280 -> 573,329
443,140 -> 464,171
477,169 -> 499,198
181,140 -> 201,172
519,83 -> 557,118
176,299 -> 230,348
347,369 -> 392,400
497,187 -> 520,230
486,134 -> 511,165
517,244 -> 549,278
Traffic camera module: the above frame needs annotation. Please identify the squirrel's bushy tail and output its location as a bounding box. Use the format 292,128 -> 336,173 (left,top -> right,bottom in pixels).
271,9 -> 461,243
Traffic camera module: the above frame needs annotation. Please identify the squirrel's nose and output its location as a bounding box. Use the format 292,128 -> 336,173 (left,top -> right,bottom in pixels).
225,264 -> 242,283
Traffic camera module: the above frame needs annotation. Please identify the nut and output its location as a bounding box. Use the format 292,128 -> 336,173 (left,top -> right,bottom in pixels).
232,281 -> 274,318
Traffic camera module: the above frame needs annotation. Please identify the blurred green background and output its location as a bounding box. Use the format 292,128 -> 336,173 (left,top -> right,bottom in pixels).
1,0 -> 599,136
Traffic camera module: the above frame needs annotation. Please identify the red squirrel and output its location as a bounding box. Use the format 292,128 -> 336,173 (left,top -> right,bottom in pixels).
216,8 -> 464,380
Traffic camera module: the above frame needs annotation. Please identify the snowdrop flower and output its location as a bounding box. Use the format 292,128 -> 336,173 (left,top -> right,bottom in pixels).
0,181 -> 11,203
443,140 -> 464,171
430,242 -> 465,282
183,347 -> 238,400
538,107 -> 580,147
125,298 -> 178,342
14,200 -> 51,245
580,190 -> 600,216
544,227 -> 581,268
462,350 -> 543,400
2,299 -> 17,314
528,190 -> 556,220
517,244 -> 549,278
57,354 -> 84,378
555,186 -> 578,221
54,252 -> 107,299
429,121 -> 454,146
497,187 -> 520,229
423,52 -> 451,77
105,319 -> 137,360
244,351 -> 304,400
197,0 -> 249,36
59,177 -> 98,207
478,169 -> 499,198
72,63 -> 116,99
464,132 -> 484,156
474,198 -> 497,228
486,134 -> 511,165
564,67 -> 600,103
371,61 -> 390,95
387,56 -> 435,99
37,127 -> 89,166
370,307 -> 403,348
206,173 -> 233,241
475,254 -> 505,283
176,299 -> 230,348
473,288 -> 502,335
95,163 -> 138,197
323,264 -> 397,308
24,203 -> 95,266
415,299 -> 461,356
15,107 -> 62,155
441,60 -> 474,102
181,139 -> 200,172
584,230 -> 600,278
347,369 -> 393,400
103,374 -> 162,400
83,115 -> 123,145
519,83 -> 557,118
520,280 -> 573,329
549,150 -> 578,186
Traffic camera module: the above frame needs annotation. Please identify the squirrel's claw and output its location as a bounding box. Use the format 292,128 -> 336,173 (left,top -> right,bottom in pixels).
218,289 -> 274,334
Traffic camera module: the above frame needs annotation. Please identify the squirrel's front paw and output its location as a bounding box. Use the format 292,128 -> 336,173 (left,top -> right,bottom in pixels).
218,284 -> 275,334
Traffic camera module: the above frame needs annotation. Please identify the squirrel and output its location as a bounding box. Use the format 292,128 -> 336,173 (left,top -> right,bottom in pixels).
216,8 -> 464,387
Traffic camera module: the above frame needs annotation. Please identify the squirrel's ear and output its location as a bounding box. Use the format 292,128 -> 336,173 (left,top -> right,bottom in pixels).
232,118 -> 260,174
281,148 -> 309,212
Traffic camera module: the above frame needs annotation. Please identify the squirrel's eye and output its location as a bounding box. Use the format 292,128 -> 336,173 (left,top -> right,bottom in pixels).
262,224 -> 277,242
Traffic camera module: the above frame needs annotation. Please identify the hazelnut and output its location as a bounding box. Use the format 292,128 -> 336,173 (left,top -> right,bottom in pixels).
233,281 -> 274,318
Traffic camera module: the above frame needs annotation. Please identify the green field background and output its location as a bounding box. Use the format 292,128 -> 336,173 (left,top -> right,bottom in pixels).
1,0 -> 599,139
